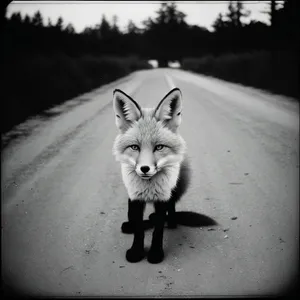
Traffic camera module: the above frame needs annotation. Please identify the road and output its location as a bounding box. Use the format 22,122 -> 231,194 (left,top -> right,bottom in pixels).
2,69 -> 299,296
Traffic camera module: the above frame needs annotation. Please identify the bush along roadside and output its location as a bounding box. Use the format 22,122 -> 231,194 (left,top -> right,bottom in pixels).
1,54 -> 152,135
181,50 -> 299,100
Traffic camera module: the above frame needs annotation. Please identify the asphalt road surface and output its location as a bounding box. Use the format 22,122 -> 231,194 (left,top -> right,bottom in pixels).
2,69 -> 299,296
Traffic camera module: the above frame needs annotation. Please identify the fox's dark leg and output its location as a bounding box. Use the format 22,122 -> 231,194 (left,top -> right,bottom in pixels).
167,198 -> 177,229
126,200 -> 146,263
147,201 -> 167,264
121,199 -> 134,234
122,199 -> 154,233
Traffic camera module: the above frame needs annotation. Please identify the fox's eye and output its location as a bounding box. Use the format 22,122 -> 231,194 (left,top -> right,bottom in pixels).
155,144 -> 165,151
130,145 -> 140,151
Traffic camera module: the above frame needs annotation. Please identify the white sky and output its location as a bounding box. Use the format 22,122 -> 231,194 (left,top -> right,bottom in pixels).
6,1 -> 273,33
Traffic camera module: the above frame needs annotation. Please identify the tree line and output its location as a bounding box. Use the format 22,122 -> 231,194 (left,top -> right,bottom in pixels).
3,1 -> 299,66
1,1 -> 299,139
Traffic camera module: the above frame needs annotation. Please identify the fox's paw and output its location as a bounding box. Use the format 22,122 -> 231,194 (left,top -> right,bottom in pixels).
126,246 -> 145,263
121,221 -> 134,234
147,247 -> 164,264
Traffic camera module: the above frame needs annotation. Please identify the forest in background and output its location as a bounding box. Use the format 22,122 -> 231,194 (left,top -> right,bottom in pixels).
1,1 -> 299,135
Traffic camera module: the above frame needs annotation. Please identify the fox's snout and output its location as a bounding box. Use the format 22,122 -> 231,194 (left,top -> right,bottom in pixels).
136,163 -> 157,179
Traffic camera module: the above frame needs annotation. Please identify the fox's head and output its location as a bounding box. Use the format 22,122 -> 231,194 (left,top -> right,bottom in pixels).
112,88 -> 186,180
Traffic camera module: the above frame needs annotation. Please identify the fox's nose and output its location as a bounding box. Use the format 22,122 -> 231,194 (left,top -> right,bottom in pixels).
140,166 -> 150,174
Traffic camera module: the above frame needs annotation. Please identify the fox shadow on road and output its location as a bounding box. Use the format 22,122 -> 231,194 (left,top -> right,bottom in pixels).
121,211 -> 218,234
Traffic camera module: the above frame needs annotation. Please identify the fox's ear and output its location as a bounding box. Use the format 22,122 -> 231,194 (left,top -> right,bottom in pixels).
113,89 -> 142,132
154,88 -> 182,132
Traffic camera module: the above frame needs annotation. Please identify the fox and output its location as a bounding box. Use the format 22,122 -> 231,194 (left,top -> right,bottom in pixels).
112,87 -> 190,264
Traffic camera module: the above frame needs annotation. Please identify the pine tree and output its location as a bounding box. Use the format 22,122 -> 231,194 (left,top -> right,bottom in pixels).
127,20 -> 139,34
10,12 -> 22,23
55,16 -> 64,31
65,23 -> 75,34
47,17 -> 52,27
225,1 -> 250,28
24,14 -> 31,25
97,15 -> 112,39
32,11 -> 43,27
142,2 -> 188,65
212,13 -> 228,31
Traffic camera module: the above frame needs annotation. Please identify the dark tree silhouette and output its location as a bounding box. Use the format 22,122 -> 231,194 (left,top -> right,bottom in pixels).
47,17 -> 52,27
23,14 -> 31,25
10,12 -> 22,23
225,1 -> 250,28
111,15 -> 120,34
211,1 -> 252,53
235,1 -> 250,28
212,13 -> 228,32
261,0 -> 282,28
143,2 -> 189,66
65,23 -> 75,34
97,15 -> 111,39
270,0 -> 278,27
55,16 -> 64,31
127,20 -> 140,34
123,19 -> 144,56
32,10 -> 43,27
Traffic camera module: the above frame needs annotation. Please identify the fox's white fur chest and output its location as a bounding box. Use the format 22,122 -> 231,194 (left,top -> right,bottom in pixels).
121,163 -> 180,201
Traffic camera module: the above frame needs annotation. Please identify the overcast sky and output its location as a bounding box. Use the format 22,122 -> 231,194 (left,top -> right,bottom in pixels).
6,1 -> 273,33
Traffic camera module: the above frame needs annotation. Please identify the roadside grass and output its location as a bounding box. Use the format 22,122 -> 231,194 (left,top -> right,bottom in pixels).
182,50 -> 299,100
2,54 -> 152,135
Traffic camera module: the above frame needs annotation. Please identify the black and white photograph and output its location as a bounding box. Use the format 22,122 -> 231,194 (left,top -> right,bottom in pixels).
1,0 -> 299,297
